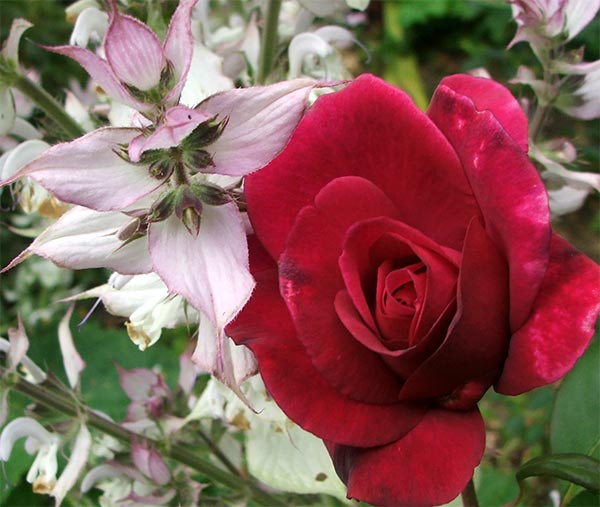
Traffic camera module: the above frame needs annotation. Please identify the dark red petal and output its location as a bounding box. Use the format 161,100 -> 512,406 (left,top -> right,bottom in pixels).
328,408 -> 485,507
436,75 -> 529,152
279,176 -> 403,403
341,217 -> 459,348
428,83 -> 550,332
245,74 -> 479,260
496,233 -> 600,395
227,259 -> 427,447
399,218 -> 510,404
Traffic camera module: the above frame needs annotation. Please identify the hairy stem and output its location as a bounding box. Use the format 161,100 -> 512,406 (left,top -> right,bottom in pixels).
10,374 -> 287,507
461,477 -> 479,507
257,0 -> 282,84
12,73 -> 85,140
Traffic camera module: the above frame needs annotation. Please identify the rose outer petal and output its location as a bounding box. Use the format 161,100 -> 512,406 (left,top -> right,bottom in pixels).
227,246 -> 428,448
428,81 -> 551,332
328,407 -> 485,507
496,233 -> 600,395
436,75 -> 529,152
245,74 -> 479,261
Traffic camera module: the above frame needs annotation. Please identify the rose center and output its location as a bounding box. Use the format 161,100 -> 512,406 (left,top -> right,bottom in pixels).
375,260 -> 425,350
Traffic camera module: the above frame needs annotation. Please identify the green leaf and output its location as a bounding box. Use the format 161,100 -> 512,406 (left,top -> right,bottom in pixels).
551,340 -> 600,459
516,454 -> 600,493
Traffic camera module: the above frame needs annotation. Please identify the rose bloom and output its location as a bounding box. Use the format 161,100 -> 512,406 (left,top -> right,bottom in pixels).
227,75 -> 600,506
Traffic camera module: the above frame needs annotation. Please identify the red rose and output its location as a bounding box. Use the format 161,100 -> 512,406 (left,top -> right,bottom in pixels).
227,75 -> 600,506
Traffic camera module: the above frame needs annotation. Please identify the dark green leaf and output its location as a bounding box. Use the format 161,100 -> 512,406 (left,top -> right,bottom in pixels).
516,454 -> 600,493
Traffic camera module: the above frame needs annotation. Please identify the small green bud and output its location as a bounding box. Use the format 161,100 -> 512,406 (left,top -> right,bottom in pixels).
148,190 -> 178,222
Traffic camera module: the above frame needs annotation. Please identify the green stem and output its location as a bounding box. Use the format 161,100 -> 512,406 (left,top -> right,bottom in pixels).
12,73 -> 85,140
257,0 -> 282,84
461,477 -> 479,507
12,375 -> 287,507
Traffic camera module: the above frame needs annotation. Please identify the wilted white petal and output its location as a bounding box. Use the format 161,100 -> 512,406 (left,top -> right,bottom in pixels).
2,18 -> 33,64
51,424 -> 92,506
58,306 -> 86,389
0,88 -> 16,136
288,33 -> 332,78
192,316 -> 257,396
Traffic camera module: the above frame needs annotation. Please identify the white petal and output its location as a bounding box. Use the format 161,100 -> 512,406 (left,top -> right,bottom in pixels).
1,18 -> 33,64
10,118 -> 43,140
179,43 -> 234,108
51,424 -> 92,506
346,0 -> 370,10
565,0 -> 600,40
69,7 -> 109,47
2,206 -> 152,274
192,316 -> 257,393
58,306 -> 86,389
2,128 -> 162,211
148,203 -> 254,329
199,79 -> 316,176
0,417 -> 56,461
7,316 -> 29,368
0,88 -> 16,137
288,33 -> 332,78
549,185 -> 591,216
0,139 -> 50,180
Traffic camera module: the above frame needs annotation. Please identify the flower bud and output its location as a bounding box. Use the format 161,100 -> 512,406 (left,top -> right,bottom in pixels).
174,185 -> 204,236
196,182 -> 232,206
148,190 -> 177,223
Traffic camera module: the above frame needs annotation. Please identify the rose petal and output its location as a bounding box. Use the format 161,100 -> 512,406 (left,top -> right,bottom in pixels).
163,0 -> 198,104
435,75 -> 529,152
104,2 -> 165,91
428,81 -> 550,331
227,245 -> 428,448
2,206 -> 152,275
399,217 -> 510,406
198,79 -> 316,176
328,408 -> 485,507
496,233 -> 600,395
279,177 -> 405,403
148,203 -> 254,329
245,74 -> 478,261
1,128 -> 163,211
43,45 -> 148,111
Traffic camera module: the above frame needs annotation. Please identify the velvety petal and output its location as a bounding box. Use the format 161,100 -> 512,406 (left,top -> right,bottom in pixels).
279,177 -> 404,403
245,74 -> 478,261
340,217 -> 460,349
428,81 -> 550,331
104,1 -> 165,91
148,203 -> 254,330
43,45 -> 148,111
1,206 -> 153,274
496,233 -> 600,395
399,218 -> 510,406
198,79 -> 316,176
227,250 -> 428,448
163,0 -> 197,104
1,128 -> 163,211
328,408 -> 485,507
436,75 -> 529,152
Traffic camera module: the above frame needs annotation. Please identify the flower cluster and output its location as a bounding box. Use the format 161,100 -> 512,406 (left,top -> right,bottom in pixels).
0,1 -> 598,506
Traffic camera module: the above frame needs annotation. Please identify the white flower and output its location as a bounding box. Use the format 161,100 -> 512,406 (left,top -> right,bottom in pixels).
0,417 -> 61,494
